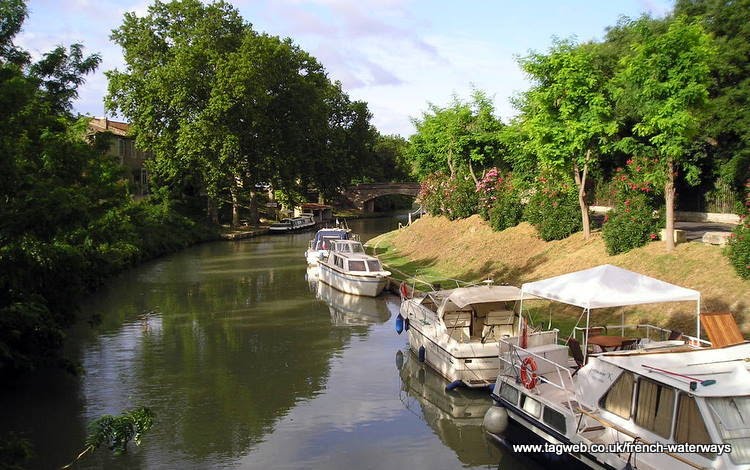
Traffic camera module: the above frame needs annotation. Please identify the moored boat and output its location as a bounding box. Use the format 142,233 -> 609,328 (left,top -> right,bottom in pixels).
305,227 -> 354,265
269,213 -> 316,233
317,240 -> 390,297
398,282 -> 533,389
484,264 -> 749,470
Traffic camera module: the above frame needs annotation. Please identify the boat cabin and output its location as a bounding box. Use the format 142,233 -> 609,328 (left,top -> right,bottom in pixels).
326,240 -> 386,274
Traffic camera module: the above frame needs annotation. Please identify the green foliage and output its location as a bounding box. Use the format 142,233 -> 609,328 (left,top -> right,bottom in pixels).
726,181 -> 750,279
85,407 -> 155,456
524,179 -> 582,241
63,407 -> 155,468
408,89 -> 505,179
0,432 -> 32,470
416,171 -> 477,220
476,168 -> 523,231
443,173 -> 478,220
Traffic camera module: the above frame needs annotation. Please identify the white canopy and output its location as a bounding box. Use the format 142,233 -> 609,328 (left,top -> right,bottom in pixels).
521,264 -> 700,309
520,264 -> 702,349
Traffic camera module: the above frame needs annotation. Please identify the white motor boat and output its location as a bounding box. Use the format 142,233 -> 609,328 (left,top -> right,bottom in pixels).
484,264 -> 749,470
305,227 -> 354,265
317,240 -> 390,297
398,283 -> 531,389
269,213 -> 316,233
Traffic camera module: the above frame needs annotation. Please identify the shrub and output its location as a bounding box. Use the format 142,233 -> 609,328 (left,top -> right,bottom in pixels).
477,169 -> 524,231
602,159 -> 663,255
417,172 -> 448,216
443,172 -> 478,220
726,180 -> 750,279
524,178 -> 582,241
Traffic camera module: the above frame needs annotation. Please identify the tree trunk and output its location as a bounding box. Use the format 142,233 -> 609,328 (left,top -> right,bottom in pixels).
468,160 -> 478,185
664,158 -> 676,252
229,178 -> 241,228
573,154 -> 591,239
207,196 -> 219,225
447,148 -> 455,178
248,190 -> 260,225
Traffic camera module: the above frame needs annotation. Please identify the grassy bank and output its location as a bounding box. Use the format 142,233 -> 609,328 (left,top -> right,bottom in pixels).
368,215 -> 750,336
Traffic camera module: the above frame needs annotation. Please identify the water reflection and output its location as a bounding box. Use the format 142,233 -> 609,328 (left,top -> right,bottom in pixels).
315,279 -> 391,326
396,349 -> 503,466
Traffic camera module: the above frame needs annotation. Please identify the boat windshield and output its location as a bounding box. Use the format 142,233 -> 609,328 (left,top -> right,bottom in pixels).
351,244 -> 364,253
707,396 -> 750,464
348,260 -> 366,272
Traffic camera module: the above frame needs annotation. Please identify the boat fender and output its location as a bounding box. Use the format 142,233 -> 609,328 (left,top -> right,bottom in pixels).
399,282 -> 409,299
483,406 -> 509,435
395,314 -> 404,334
418,345 -> 426,363
520,356 -> 538,390
445,380 -> 464,392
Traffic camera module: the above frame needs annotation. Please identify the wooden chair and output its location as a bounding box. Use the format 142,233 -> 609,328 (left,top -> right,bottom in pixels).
701,312 -> 746,348
567,338 -> 585,376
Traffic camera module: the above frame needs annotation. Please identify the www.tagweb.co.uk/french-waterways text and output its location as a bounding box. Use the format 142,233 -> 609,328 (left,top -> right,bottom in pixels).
513,441 -> 732,456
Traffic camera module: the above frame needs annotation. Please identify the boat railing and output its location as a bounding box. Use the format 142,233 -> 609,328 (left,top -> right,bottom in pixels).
498,336 -> 577,417
573,323 -> 711,348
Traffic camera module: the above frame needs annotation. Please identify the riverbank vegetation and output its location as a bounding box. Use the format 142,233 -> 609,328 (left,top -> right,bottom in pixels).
0,1 -> 216,379
369,215 -> 750,334
406,1 -> 749,277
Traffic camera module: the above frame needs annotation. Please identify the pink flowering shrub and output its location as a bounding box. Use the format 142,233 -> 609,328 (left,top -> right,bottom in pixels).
523,176 -> 582,241
602,157 -> 663,255
417,171 -> 477,220
476,168 -> 523,231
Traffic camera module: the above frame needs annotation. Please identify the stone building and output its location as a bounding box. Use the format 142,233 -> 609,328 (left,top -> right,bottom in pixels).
87,117 -> 151,197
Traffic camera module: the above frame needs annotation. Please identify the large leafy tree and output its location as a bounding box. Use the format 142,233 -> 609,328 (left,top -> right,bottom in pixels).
615,16 -> 715,251
517,39 -> 617,239
408,90 -> 505,182
675,0 -> 750,200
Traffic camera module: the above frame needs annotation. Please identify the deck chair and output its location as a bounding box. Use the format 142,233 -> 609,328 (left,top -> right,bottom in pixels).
668,329 -> 683,341
567,338 -> 585,376
701,312 -> 746,348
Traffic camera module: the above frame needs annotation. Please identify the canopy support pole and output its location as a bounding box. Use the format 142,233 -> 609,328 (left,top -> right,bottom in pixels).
583,307 -> 590,363
696,296 -> 701,342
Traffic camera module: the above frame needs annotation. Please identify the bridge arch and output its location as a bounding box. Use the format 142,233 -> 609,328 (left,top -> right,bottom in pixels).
343,183 -> 420,212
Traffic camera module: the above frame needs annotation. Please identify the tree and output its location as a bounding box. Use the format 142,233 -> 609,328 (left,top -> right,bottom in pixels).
615,16 -> 715,251
408,90 -> 505,182
675,0 -> 750,203
517,39 -> 617,239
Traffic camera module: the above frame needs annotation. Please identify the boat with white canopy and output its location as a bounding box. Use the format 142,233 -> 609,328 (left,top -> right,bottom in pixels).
484,264 -> 749,470
397,282 -> 534,389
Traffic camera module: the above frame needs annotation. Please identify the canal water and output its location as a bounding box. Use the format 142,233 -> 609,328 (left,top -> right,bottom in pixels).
1,216 -> 545,469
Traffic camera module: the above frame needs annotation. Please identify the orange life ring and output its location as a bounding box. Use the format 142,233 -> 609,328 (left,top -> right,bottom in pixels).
399,282 -> 409,299
520,356 -> 538,390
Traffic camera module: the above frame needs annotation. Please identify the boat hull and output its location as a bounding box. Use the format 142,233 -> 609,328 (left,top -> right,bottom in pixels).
318,263 -> 388,297
402,301 -> 500,388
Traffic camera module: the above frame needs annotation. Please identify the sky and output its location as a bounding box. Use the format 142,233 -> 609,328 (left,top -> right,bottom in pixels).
17,0 -> 674,137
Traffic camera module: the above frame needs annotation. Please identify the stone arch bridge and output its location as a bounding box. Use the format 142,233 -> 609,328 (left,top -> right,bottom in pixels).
343,182 -> 420,212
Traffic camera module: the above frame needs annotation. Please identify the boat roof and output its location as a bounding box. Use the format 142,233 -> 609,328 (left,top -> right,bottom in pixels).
521,264 -> 700,310
423,285 -> 528,313
596,342 -> 750,397
313,228 -> 349,240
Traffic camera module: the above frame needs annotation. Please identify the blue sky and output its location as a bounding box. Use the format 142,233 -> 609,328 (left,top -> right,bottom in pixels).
18,0 -> 674,137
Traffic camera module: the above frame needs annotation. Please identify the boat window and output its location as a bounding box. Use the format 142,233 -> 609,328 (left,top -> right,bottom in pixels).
634,378 -> 675,438
348,260 -> 366,271
334,256 -> 344,269
675,393 -> 714,458
366,260 -> 381,272
543,406 -> 566,434
601,371 -> 634,419
498,383 -> 519,405
707,396 -> 750,465
521,394 -> 542,418
351,244 -> 364,253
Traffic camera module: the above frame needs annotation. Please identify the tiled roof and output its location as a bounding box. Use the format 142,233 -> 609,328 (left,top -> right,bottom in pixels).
88,117 -> 131,137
